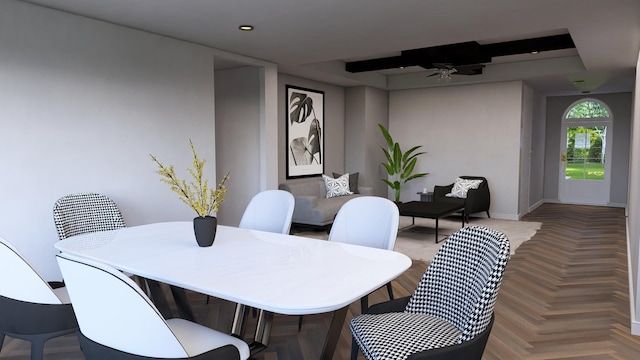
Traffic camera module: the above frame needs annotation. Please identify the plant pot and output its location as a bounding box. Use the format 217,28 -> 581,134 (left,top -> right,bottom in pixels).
193,216 -> 217,247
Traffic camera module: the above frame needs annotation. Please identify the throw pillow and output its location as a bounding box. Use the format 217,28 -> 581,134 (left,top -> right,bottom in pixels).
446,177 -> 483,198
322,174 -> 353,198
333,172 -> 359,193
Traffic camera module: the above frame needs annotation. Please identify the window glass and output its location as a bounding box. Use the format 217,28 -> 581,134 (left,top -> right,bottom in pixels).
566,100 -> 610,119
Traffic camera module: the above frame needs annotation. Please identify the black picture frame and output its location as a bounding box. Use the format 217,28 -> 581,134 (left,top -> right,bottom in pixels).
286,85 -> 324,179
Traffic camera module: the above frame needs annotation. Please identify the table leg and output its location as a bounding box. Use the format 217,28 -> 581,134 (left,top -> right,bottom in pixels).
248,310 -> 273,355
145,279 -> 196,322
169,285 -> 196,322
145,279 -> 173,319
230,304 -> 247,337
435,218 -> 439,243
319,306 -> 348,360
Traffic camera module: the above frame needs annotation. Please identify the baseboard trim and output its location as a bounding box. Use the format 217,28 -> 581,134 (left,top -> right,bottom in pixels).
626,219 -> 640,336
489,213 -> 519,221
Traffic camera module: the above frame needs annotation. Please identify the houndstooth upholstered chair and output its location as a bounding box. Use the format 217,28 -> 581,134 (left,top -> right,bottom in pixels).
53,193 -> 195,321
53,193 -> 126,240
349,226 -> 510,360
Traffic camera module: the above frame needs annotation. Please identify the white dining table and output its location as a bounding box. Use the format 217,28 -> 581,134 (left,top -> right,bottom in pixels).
55,221 -> 412,359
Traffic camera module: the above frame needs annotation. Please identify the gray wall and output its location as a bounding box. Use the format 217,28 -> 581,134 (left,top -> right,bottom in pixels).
544,93 -> 632,205
529,89 -> 547,209
519,84 -> 534,217
215,66 -> 262,226
0,0 -> 219,279
345,86 -> 390,196
388,81 -> 525,219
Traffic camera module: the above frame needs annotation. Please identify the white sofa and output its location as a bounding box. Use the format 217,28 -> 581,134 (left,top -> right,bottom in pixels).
279,177 -> 373,229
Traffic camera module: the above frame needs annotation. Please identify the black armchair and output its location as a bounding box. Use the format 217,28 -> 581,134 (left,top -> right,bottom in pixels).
433,176 -> 490,221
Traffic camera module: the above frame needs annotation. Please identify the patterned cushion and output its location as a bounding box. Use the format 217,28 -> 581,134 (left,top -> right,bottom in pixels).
322,174 -> 353,198
445,177 -> 483,198
333,172 -> 359,193
350,313 -> 461,360
53,193 -> 126,240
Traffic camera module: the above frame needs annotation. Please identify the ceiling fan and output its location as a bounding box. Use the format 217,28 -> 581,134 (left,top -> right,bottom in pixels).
427,63 -> 485,79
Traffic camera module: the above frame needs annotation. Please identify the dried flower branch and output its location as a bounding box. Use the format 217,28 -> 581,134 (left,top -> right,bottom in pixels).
150,140 -> 229,217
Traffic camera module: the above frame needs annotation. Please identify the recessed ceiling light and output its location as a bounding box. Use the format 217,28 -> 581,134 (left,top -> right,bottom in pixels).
239,25 -> 254,31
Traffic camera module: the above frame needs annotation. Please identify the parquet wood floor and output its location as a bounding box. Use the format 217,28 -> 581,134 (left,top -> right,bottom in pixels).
1,203 -> 638,359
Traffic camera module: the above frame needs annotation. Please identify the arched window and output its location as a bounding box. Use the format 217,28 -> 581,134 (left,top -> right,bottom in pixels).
565,100 -> 610,119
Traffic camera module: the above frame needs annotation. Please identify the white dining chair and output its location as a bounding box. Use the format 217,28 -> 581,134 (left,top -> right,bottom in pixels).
228,190 -> 295,346
0,237 -> 78,360
238,189 -> 295,234
56,252 -> 250,360
330,196 -> 399,309
299,196 -> 400,330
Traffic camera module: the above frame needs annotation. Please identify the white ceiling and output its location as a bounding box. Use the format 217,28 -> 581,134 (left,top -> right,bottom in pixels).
22,0 -> 640,95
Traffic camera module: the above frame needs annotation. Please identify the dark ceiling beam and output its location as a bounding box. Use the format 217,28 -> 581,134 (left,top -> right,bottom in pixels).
345,33 -> 575,73
482,34 -> 575,57
402,41 -> 492,66
345,55 -> 409,73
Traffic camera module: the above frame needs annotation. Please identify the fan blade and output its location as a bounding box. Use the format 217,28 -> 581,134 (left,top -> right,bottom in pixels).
433,62 -> 455,70
454,64 -> 485,75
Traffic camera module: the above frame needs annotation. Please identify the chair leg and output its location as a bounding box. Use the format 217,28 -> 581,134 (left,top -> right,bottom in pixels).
31,339 -> 45,360
298,315 -> 304,332
360,296 -> 369,313
486,210 -> 491,218
169,285 -> 196,322
350,336 -> 359,360
386,282 -> 394,300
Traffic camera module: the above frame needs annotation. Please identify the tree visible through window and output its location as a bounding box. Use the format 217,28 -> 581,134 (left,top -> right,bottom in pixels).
566,100 -> 610,119
564,100 -> 610,180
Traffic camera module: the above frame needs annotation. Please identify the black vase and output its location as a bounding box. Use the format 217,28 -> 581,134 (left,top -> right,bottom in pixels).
193,216 -> 217,247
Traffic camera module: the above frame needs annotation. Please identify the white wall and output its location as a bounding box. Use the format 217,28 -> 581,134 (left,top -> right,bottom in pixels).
215,66 -> 262,226
0,0 -> 218,280
629,50 -> 640,334
388,81 -> 524,219
529,89 -> 547,209
519,84 -> 534,217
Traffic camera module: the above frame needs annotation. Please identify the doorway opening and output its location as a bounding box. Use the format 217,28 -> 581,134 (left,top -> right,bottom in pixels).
558,99 -> 613,205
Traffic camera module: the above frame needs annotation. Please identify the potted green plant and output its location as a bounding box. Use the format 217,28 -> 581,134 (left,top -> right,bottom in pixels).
150,140 -> 230,247
379,124 -> 428,202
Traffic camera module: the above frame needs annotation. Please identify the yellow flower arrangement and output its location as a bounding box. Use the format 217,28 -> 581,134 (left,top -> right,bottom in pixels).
150,140 -> 230,218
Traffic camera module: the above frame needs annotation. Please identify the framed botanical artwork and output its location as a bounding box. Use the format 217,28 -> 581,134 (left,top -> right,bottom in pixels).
286,85 -> 324,178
